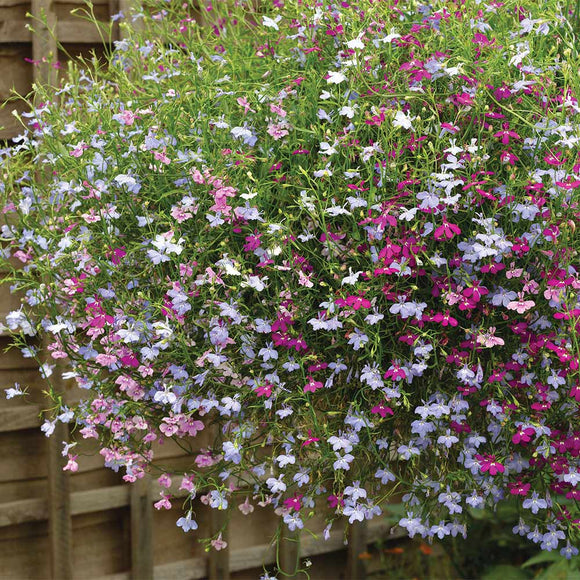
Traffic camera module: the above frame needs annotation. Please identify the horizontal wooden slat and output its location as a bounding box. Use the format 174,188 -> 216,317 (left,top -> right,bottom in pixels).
0,339 -> 41,370
0,508 -> 130,578
0,0 -> 29,7
152,555 -> 205,580
0,496 -> 46,527
56,19 -> 111,43
0,431 -> 195,483
94,573 -> 131,580
0,483 -> 192,527
0,404 -> 41,431
71,484 -> 130,514
0,19 -> 110,42
0,19 -> 32,42
0,370 -> 46,411
0,487 -> 127,528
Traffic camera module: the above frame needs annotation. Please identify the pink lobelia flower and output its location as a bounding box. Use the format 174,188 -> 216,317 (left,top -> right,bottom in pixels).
154,492 -> 172,510
179,474 -> 196,493
304,376 -> 323,393
371,403 -> 394,418
267,122 -> 289,140
476,454 -> 505,476
432,310 -> 458,327
238,497 -> 254,515
476,327 -> 505,348
512,427 -> 535,445
236,96 -> 255,115
158,473 -> 172,488
544,151 -> 566,166
493,124 -> 520,145
283,494 -> 303,511
434,220 -> 461,240
509,481 -> 531,496
63,454 -> 79,472
211,533 -> 228,551
302,430 -> 320,447
507,293 -> 535,314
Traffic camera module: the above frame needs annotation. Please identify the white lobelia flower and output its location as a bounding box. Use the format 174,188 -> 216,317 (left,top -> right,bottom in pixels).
346,34 -> 365,49
326,71 -> 347,84
262,15 -> 282,30
381,29 -> 401,43
393,110 -> 416,130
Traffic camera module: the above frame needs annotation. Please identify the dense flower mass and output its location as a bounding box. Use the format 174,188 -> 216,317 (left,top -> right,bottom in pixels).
1,0 -> 579,560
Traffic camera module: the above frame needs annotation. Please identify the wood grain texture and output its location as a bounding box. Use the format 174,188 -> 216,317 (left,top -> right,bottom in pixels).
0,466 -> 120,506
130,476 -> 154,580
0,20 -> 31,42
0,404 -> 42,431
345,520 -> 368,580
0,485 -> 129,527
31,0 -> 57,85
48,420 -> 73,580
108,0 -> 119,40
0,338 -> 40,370
0,507 -> 406,578
0,496 -> 46,527
114,517 -> 406,580
71,509 -> 131,577
118,0 -> 143,38
278,527 -> 300,579
209,508 -> 230,580
0,0 -> 29,7
0,479 -> 195,528
0,369 -> 44,409
0,20 -> 112,43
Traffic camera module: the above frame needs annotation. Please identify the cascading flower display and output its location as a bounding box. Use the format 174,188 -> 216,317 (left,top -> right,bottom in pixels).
1,0 -> 579,561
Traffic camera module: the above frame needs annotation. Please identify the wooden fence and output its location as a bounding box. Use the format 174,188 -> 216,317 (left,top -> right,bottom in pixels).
0,3 -> 404,577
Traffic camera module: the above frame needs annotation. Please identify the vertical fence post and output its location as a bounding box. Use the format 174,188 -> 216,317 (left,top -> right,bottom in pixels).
209,508 -> 230,580
119,0 -> 144,39
42,330 -> 72,580
130,476 -> 154,580
118,0 -> 131,41
43,335 -> 73,580
31,0 -> 58,86
47,421 -> 73,580
278,527 -> 300,579
119,0 -> 133,16
346,520 -> 368,580
109,0 -> 120,41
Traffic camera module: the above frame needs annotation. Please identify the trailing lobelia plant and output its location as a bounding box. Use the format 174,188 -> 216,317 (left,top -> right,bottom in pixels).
1,0 -> 579,565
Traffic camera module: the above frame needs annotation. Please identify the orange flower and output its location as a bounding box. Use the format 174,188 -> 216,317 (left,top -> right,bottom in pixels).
419,543 -> 432,555
384,547 -> 405,554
